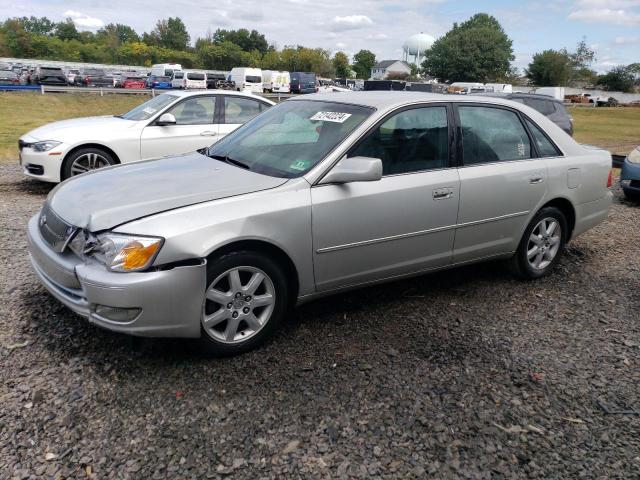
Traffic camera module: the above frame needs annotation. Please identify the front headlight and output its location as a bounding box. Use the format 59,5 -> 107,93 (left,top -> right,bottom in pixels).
32,140 -> 62,152
627,147 -> 640,164
92,233 -> 164,272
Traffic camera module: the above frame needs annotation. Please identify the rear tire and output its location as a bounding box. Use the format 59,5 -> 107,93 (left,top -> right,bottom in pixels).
199,251 -> 289,357
62,147 -> 116,180
510,207 -> 567,280
623,188 -> 640,202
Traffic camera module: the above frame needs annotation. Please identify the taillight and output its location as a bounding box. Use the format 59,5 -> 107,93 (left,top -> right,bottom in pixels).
86,76 -> 91,84
607,169 -> 613,188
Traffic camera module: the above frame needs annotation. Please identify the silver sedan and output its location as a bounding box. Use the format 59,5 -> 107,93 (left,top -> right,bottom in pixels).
27,92 -> 613,356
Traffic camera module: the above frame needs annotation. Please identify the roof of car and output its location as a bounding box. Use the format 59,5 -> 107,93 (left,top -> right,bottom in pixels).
166,90 -> 270,99
478,92 -> 563,103
289,91 -> 537,110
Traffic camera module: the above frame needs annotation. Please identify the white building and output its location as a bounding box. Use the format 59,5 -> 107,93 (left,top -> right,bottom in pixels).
370,60 -> 411,80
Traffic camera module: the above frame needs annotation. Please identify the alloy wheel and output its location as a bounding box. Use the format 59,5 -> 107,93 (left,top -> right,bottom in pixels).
527,217 -> 562,270
70,152 -> 110,176
202,266 -> 276,344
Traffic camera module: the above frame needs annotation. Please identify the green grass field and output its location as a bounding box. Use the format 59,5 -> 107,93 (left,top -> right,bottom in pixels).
1,92 -> 638,163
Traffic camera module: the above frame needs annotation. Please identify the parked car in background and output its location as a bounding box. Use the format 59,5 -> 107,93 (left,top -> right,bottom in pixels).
75,68 -> 112,88
32,66 -> 67,86
478,92 -> 574,136
205,72 -> 226,89
122,76 -> 146,89
26,92 -> 613,356
290,72 -> 316,94
229,67 -> 263,93
19,90 -> 274,182
0,69 -> 19,85
171,71 -> 184,88
262,70 -> 290,93
620,146 -> 640,201
151,63 -> 182,78
448,82 -> 486,94
146,75 -> 172,89
182,71 -> 207,90
66,69 -> 80,85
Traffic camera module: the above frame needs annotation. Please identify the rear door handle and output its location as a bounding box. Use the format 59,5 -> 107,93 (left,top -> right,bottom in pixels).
529,175 -> 544,184
433,188 -> 453,200
200,131 -> 216,136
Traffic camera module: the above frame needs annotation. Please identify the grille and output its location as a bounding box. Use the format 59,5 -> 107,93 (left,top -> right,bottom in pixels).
39,203 -> 76,252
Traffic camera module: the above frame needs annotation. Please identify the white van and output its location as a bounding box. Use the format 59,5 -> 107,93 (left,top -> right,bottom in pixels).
262,70 -> 290,93
151,63 -> 183,78
229,67 -> 263,93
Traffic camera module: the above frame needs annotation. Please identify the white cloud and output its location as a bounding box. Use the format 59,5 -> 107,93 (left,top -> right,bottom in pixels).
568,7 -> 640,25
64,10 -> 104,29
330,15 -> 373,31
614,35 -> 640,44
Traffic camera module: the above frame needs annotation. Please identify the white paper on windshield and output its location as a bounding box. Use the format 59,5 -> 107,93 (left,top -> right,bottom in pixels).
143,107 -> 157,115
310,112 -> 352,123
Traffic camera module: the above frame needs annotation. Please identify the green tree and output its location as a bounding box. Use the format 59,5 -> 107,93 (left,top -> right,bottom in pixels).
54,18 -> 80,41
97,23 -> 139,46
333,51 -> 350,78
597,65 -> 637,92
212,28 -> 268,54
526,50 -> 573,86
352,49 -> 376,79
0,19 -> 34,57
21,16 -> 55,36
151,17 -> 190,50
422,13 -> 514,82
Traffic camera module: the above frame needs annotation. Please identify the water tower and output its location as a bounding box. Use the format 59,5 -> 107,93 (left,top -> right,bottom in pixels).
402,33 -> 435,65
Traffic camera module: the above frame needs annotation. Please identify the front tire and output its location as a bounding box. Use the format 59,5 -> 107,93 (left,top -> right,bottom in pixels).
199,251 -> 289,357
510,207 -> 567,279
62,147 -> 116,180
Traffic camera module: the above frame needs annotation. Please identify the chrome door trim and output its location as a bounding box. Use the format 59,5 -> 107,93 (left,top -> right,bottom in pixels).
316,210 -> 529,254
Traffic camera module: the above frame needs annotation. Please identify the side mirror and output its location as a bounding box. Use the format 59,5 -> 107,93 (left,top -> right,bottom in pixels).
156,113 -> 176,126
319,156 -> 382,184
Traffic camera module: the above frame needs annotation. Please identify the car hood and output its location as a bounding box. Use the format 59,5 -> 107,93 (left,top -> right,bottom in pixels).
26,116 -> 139,141
47,151 -> 288,231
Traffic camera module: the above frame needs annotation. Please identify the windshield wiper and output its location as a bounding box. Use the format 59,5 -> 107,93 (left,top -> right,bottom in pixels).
209,154 -> 251,170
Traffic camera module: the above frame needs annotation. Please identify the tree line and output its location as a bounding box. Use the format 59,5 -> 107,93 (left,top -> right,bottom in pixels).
0,16 -> 377,78
1,14 -> 637,92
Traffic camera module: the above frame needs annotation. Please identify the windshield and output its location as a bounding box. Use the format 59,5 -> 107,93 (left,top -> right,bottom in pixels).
207,100 -> 374,178
120,94 -> 178,121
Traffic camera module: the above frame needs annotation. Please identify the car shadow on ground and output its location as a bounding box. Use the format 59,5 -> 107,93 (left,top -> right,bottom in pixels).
21,259 -> 514,371
8,177 -> 56,196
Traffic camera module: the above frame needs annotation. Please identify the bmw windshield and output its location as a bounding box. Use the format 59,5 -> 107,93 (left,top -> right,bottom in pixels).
207,100 -> 374,178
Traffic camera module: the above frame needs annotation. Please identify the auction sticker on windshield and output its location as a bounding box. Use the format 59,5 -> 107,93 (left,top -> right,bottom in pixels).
310,112 -> 352,123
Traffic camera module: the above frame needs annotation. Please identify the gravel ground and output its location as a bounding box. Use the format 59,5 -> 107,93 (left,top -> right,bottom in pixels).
1,164 -> 639,480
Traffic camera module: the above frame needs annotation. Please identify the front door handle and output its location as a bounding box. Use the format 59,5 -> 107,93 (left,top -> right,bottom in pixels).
433,188 -> 453,200
200,131 -> 216,136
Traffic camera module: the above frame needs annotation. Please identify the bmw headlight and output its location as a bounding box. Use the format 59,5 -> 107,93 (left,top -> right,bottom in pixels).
32,140 -> 62,152
627,146 -> 640,164
90,233 -> 163,272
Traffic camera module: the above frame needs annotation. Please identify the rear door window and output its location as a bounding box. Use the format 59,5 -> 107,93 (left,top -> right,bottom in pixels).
522,98 -> 556,115
458,106 -> 532,164
525,118 -> 561,157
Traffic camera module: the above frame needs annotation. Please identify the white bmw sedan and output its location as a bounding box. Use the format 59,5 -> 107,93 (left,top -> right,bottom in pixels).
18,90 -> 274,182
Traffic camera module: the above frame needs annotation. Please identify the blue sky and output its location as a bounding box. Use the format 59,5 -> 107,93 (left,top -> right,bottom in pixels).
5,0 -> 640,72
